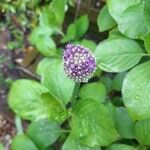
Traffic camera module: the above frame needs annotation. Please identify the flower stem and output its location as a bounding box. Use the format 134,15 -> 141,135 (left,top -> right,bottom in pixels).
15,115 -> 23,135
71,82 -> 80,107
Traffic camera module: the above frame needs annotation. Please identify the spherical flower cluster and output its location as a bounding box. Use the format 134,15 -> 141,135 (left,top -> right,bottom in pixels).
63,43 -> 96,82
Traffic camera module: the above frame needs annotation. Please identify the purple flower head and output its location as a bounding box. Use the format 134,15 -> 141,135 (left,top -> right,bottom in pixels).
63,43 -> 96,82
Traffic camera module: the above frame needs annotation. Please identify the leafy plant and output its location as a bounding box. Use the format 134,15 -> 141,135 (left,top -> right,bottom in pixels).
7,0 -> 150,150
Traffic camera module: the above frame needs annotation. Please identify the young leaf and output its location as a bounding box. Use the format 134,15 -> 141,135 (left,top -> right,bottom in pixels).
27,119 -> 61,149
52,0 -> 65,25
11,135 -> 38,150
106,144 -> 146,150
75,15 -> 89,39
61,23 -> 76,43
122,61 -> 150,120
135,119 -> 150,145
41,58 -> 75,105
62,135 -> 101,150
112,72 -> 127,91
8,79 -> 67,122
71,99 -> 119,147
79,82 -> 106,102
97,5 -> 116,32
115,107 -> 135,139
94,38 -> 143,72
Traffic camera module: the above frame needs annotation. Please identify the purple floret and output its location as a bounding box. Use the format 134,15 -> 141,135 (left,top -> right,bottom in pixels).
63,43 -> 96,82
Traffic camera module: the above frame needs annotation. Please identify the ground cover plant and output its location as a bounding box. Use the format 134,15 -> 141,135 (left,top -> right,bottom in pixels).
4,0 -> 150,149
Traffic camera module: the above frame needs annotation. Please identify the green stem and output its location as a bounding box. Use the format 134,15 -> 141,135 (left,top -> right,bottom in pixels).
15,116 -> 23,135
71,82 -> 80,107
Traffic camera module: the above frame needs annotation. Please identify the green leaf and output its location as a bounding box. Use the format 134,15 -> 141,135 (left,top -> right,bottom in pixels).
27,119 -> 61,149
122,61 -> 150,120
11,135 -> 38,150
75,15 -> 89,39
107,0 -> 141,22
143,33 -> 150,54
29,26 -> 56,45
71,99 -> 119,147
115,107 -> 135,139
112,72 -> 127,91
61,23 -> 76,43
0,143 -> 4,150
100,75 -> 112,92
62,135 -> 101,150
109,28 -> 124,39
106,144 -> 146,150
79,82 -> 106,102
36,35 -> 56,57
36,58 -> 54,76
8,79 -> 67,122
118,1 -> 149,39
94,38 -> 143,72
97,5 -> 116,32
135,119 -> 150,145
52,0 -> 65,25
80,39 -> 97,51
41,58 -> 75,105
144,0 -> 150,31
29,27 -> 57,57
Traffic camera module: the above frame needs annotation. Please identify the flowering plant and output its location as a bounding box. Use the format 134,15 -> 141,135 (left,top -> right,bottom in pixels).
7,0 -> 150,150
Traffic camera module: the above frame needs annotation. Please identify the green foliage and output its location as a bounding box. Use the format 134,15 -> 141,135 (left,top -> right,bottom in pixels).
122,61 -> 150,121
8,79 -> 67,123
135,119 -> 150,145
0,143 -> 4,150
7,0 -> 150,149
95,38 -> 143,72
97,5 -> 116,32
71,99 -> 119,147
27,119 -> 61,149
11,134 -> 38,150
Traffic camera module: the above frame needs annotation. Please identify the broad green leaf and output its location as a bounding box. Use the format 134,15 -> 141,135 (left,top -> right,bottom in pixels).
112,72 -> 127,91
8,79 -> 67,122
36,35 -> 56,57
115,107 -> 135,139
80,39 -> 97,51
143,33 -> 150,54
75,15 -> 89,39
71,99 -> 119,147
79,82 -> 106,102
52,0 -> 65,25
135,119 -> 150,145
94,38 -> 143,72
61,23 -> 76,43
27,119 -> 61,149
106,144 -> 146,150
118,1 -> 149,39
0,143 -> 4,150
97,5 -> 116,32
42,58 -> 75,105
11,135 -> 38,150
107,0 -> 141,22
122,61 -> 150,120
62,135 -> 101,150
36,58 -> 54,76
100,75 -> 112,92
